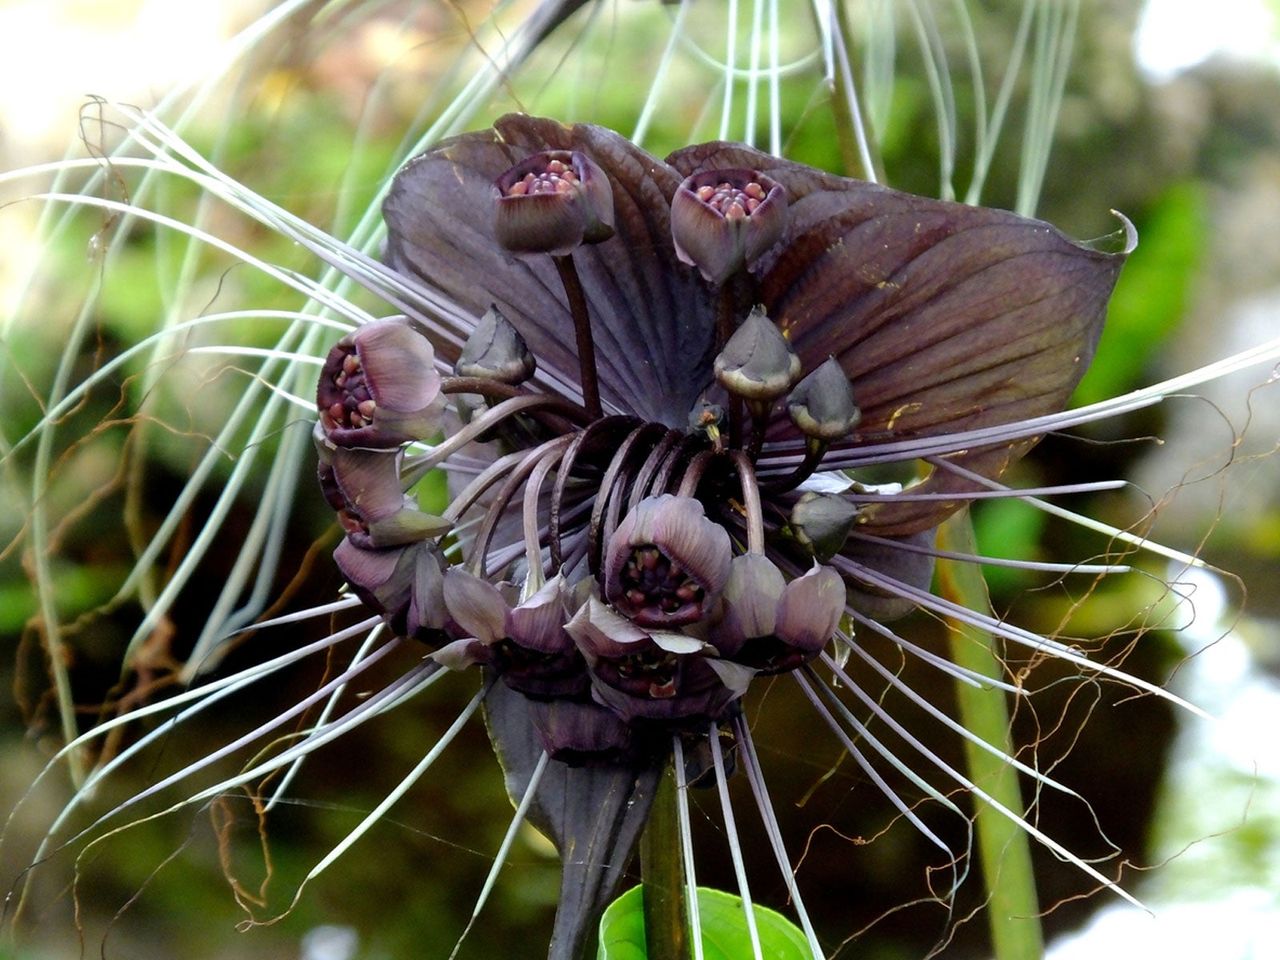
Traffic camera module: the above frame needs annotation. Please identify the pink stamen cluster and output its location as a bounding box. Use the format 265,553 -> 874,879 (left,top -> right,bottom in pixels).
320,346 -> 377,432
695,179 -> 768,220
620,544 -> 704,614
504,157 -> 581,196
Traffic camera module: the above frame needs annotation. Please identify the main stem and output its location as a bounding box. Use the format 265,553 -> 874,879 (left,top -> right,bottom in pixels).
936,510 -> 1045,960
553,253 -> 602,420
640,759 -> 693,960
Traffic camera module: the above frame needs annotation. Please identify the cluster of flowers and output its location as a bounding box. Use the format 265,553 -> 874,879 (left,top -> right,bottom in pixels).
313,113 -> 1124,768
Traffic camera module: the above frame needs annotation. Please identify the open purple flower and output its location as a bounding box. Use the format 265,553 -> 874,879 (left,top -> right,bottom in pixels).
316,317 -> 445,448
305,113 -> 1134,958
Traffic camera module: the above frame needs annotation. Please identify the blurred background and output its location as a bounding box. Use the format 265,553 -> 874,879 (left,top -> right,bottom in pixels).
1,1 -> 1278,958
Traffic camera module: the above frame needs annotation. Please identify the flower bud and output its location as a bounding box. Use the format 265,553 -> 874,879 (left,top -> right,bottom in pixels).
493,150 -> 615,255
455,305 -> 536,384
790,492 -> 859,561
327,446 -> 451,548
334,538 -> 449,645
603,495 -> 732,628
787,357 -> 861,441
713,305 -> 801,401
671,169 -> 786,285
730,562 -> 845,675
317,318 -> 443,448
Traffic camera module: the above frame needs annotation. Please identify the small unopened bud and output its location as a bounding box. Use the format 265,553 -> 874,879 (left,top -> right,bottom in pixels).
791,492 -> 859,561
713,306 -> 801,401
671,169 -> 786,285
455,305 -> 536,384
787,357 -> 861,441
493,150 -> 615,256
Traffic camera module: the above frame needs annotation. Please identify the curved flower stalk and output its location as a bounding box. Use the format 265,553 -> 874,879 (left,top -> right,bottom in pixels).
5,5 -> 1280,960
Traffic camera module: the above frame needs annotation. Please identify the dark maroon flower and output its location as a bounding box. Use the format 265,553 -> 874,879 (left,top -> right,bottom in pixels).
671,168 -> 787,285
564,597 -> 746,724
713,557 -> 845,674
492,149 -> 615,255
602,495 -> 731,628
316,317 -> 444,448
437,570 -> 587,699
322,445 -> 450,548
344,113 -> 1133,949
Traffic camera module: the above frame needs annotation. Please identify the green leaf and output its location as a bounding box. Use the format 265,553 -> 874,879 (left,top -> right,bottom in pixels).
597,886 -> 812,960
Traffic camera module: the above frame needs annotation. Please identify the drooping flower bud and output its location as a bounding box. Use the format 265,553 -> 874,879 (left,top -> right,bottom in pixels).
725,562 -> 845,675
492,150 -> 615,255
787,357 -> 861,441
710,553 -> 786,657
713,306 -> 801,402
671,168 -> 786,285
334,538 -> 449,645
317,318 -> 443,448
455,305 -> 536,385
436,570 -> 587,698
790,492 -> 860,562
603,495 -> 732,628
327,446 -> 451,548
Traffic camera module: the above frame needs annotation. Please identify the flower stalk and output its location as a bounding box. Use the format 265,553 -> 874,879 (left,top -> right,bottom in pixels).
553,253 -> 603,419
936,510 -> 1044,960
641,759 -> 694,960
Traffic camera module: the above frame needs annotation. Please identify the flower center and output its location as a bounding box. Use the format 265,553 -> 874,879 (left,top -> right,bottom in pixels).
620,545 -> 704,615
613,650 -> 680,699
320,346 -> 376,430
503,158 -> 580,196
695,179 -> 768,219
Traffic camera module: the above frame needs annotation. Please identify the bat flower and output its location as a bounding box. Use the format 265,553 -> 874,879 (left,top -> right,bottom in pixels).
312,113 -> 1129,957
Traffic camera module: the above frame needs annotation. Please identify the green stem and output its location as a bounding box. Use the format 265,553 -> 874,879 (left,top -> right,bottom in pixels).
935,510 -> 1044,960
640,759 -> 692,960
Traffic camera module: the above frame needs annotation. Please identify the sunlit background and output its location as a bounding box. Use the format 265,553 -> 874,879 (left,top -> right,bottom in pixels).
2,2 -> 1278,959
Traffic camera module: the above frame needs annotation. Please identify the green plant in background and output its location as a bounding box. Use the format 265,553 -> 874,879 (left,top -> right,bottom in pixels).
2,3 -> 1278,959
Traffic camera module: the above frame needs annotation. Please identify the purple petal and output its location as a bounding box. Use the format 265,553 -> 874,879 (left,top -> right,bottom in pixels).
774,563 -> 845,652
714,553 -> 786,653
443,568 -> 509,643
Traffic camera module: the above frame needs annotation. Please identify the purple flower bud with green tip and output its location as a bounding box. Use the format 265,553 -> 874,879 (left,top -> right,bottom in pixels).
333,538 -> 449,645
492,150 -> 615,256
671,168 -> 786,285
603,495 -> 732,628
791,492 -> 860,562
722,561 -> 845,675
564,597 -> 740,723
440,569 -> 588,698
326,446 -> 451,548
713,305 -> 801,402
455,305 -> 536,385
787,356 -> 861,441
317,318 -> 444,448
